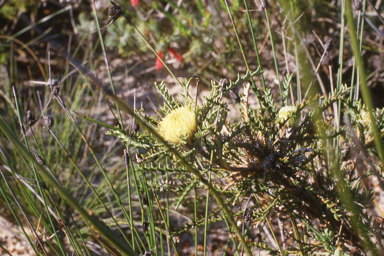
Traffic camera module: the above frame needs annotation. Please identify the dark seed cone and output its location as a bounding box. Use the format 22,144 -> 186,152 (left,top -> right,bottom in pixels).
26,110 -> 37,126
43,115 -> 54,128
34,153 -> 46,165
353,0 -> 362,10
108,2 -> 123,20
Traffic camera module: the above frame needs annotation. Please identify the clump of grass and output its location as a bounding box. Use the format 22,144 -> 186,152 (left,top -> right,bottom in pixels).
1,0 -> 384,256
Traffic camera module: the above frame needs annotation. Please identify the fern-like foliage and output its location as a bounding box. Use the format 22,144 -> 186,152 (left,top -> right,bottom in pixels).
154,80 -> 179,109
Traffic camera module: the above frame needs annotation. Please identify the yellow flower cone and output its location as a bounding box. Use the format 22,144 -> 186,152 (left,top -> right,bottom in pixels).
158,107 -> 197,144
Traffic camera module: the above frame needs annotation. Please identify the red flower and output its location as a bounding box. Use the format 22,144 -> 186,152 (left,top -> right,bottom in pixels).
155,51 -> 164,71
130,0 -> 140,7
168,47 -> 183,64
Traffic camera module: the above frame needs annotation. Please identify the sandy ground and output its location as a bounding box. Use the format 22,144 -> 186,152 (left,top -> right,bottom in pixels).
0,216 -> 35,255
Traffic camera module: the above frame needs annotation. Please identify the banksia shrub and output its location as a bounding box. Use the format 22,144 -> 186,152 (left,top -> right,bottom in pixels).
107,67 -> 381,254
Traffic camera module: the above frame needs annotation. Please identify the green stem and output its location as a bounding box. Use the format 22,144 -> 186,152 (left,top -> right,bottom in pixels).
243,0 -> 267,91
93,1 -> 124,129
264,8 -> 282,97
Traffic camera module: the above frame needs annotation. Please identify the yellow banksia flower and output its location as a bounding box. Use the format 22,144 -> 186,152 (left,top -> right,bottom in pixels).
278,106 -> 298,126
359,110 -> 371,130
158,106 -> 197,144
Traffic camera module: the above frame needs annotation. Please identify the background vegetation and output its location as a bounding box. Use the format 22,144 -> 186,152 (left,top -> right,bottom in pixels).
1,0 -> 384,255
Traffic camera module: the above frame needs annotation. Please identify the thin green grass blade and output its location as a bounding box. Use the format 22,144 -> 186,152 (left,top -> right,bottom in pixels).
345,0 -> 384,166
0,117 -> 139,256
243,0 -> 267,91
